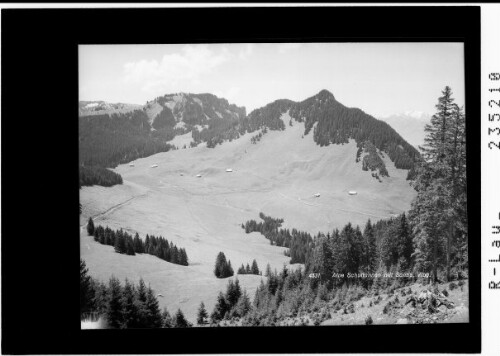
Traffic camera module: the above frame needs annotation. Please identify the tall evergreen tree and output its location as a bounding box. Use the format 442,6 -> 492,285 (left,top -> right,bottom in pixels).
114,234 -> 127,254
235,289 -> 252,317
363,219 -> 377,273
410,86 -> 466,282
106,276 -> 123,329
87,217 -> 95,236
120,279 -> 139,328
174,309 -> 190,328
135,278 -> 149,327
145,286 -> 163,328
197,302 -> 208,325
161,307 -> 173,328
308,234 -> 334,287
133,233 -> 143,253
211,292 -> 229,322
80,259 -> 94,318
396,213 -> 413,271
225,279 -> 242,309
265,263 -> 272,277
214,252 -> 227,278
251,259 -> 260,275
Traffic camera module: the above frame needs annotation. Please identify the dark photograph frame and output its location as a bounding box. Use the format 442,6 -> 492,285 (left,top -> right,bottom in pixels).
1,5 -> 480,354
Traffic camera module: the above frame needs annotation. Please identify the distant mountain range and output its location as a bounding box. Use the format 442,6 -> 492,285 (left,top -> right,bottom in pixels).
79,101 -> 143,116
79,90 -> 421,186
378,111 -> 431,150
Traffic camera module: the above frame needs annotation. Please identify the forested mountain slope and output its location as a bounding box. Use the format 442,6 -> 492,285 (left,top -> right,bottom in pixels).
240,90 -> 420,180
79,89 -> 420,187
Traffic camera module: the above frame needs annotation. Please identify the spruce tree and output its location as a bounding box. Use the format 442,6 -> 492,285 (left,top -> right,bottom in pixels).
133,233 -> 143,253
238,264 -> 246,274
397,213 -> 413,271
80,259 -> 94,318
211,292 -> 229,322
106,276 -> 123,329
410,86 -> 465,282
197,302 -> 208,325
126,239 -> 136,256
235,289 -> 252,317
226,279 -> 242,309
92,280 -> 109,315
114,234 -> 127,254
87,217 -> 95,236
145,286 -> 163,328
363,219 -> 377,274
174,309 -> 190,328
161,307 -> 173,328
226,260 -> 234,277
251,259 -> 260,275
120,279 -> 139,328
265,263 -> 272,277
214,252 -> 227,278
135,278 -> 149,327
178,248 -> 189,266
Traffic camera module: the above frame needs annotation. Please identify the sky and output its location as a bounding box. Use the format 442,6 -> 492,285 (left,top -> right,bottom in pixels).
79,43 -> 464,118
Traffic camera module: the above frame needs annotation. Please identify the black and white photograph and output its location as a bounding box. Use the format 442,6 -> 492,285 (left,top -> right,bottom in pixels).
79,42 -> 469,329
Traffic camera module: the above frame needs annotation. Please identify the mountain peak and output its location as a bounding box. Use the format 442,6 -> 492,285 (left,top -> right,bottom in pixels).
316,89 -> 335,100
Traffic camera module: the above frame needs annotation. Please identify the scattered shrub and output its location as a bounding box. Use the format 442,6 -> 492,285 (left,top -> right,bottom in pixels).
365,315 -> 373,325
449,282 -> 457,291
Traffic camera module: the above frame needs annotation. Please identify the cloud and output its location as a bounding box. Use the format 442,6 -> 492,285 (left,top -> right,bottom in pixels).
278,43 -> 302,54
123,44 -> 231,94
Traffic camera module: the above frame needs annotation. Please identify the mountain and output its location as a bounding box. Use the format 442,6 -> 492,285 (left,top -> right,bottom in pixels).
240,90 -> 420,180
79,93 -> 246,186
143,93 -> 246,148
79,90 -> 420,187
79,101 -> 142,116
378,111 -> 431,150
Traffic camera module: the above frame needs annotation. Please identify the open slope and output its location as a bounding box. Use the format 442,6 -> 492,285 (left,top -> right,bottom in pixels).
80,120 -> 416,323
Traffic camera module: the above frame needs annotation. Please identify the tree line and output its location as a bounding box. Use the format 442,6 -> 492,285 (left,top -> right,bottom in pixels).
206,278 -> 252,323
79,165 -> 123,187
80,259 -> 191,328
237,259 -> 261,275
79,110 -> 176,187
87,218 -> 189,266
242,213 -> 314,264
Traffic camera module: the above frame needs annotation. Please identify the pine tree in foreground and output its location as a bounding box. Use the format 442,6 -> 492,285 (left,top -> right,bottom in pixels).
80,259 -> 94,318
174,309 -> 190,328
197,302 -> 208,325
161,307 -> 173,328
120,279 -> 139,328
235,289 -> 252,317
106,276 -> 123,329
211,291 -> 229,322
145,286 -> 163,328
